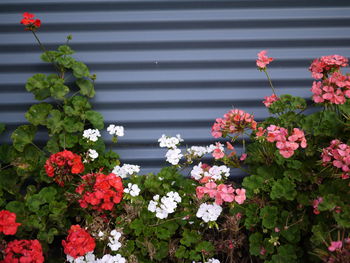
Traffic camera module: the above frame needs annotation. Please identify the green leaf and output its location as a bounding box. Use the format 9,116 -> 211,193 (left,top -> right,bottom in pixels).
180,229 -> 201,247
6,201 -> 26,217
270,178 -> 297,201
50,83 -> 69,100
63,117 -> 84,133
38,187 -> 57,203
0,123 -> 5,134
0,169 -> 18,191
260,206 -> 278,229
175,246 -> 188,259
59,133 -> 78,148
56,56 -> 76,68
45,136 -> 60,153
58,45 -> 74,55
25,103 -> 53,126
76,79 -> 95,98
72,62 -> 90,78
25,74 -> 50,100
47,110 -> 63,134
0,144 -> 12,164
271,244 -> 298,263
11,125 -> 37,152
85,110 -> 104,129
27,194 -> 45,212
249,232 -> 263,256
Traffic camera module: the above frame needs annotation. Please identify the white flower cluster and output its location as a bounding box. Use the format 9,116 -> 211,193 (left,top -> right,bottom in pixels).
83,129 -> 101,142
206,259 -> 220,263
191,162 -> 230,181
124,183 -> 141,197
107,124 -> 124,137
108,229 -> 122,251
88,149 -> 99,160
112,164 -> 140,178
158,134 -> 184,165
66,252 -> 126,263
158,134 -> 183,149
187,146 -> 208,157
196,203 -> 222,223
148,191 -> 182,219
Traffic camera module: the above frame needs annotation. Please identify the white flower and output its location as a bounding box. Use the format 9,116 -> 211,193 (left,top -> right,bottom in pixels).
155,207 -> 169,219
124,183 -> 141,197
196,203 -> 222,223
96,254 -> 126,263
187,146 -> 208,157
88,149 -> 99,160
166,191 -> 182,203
208,165 -> 230,180
98,231 -> 104,237
112,164 -> 140,178
165,148 -> 183,165
67,252 -> 96,263
158,134 -> 183,149
148,200 -> 158,212
107,124 -> 124,137
206,259 -> 220,263
191,162 -> 204,181
83,129 -> 101,142
108,230 -> 122,252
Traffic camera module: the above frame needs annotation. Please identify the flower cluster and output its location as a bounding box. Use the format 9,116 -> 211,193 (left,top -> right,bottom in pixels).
191,162 -> 230,182
309,55 -> 348,80
321,139 -> 350,179
196,203 -> 223,223
0,210 -> 21,235
256,50 -> 274,69
107,124 -> 124,137
158,134 -> 184,165
148,191 -> 182,219
123,183 -> 141,197
107,229 -> 122,251
88,149 -> 99,161
263,94 -> 279,107
66,252 -> 126,263
196,182 -> 246,206
83,129 -> 101,142
44,150 -> 84,186
2,239 -> 44,263
211,109 -> 257,138
20,12 -> 41,31
76,172 -> 123,211
62,225 -> 96,259
257,125 -> 307,158
112,163 -> 140,178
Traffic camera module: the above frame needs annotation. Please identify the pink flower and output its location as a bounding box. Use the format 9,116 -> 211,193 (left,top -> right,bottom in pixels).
212,143 -> 225,159
204,182 -> 218,198
234,188 -> 246,204
215,184 -> 235,205
274,227 -> 280,233
240,153 -> 247,161
256,127 -> 266,137
263,94 -> 279,107
256,50 -> 274,69
328,241 -> 343,252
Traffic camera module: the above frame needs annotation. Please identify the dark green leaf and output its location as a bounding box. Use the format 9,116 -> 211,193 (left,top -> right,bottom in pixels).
85,110 -> 104,129
11,125 -> 37,152
72,62 -> 90,78
25,103 -> 53,126
76,78 -> 95,98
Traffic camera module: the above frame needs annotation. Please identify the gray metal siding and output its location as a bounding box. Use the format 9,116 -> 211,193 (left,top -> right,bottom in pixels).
0,0 -> 350,176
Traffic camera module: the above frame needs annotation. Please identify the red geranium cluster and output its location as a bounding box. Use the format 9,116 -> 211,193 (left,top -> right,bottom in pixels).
321,139 -> 350,179
309,55 -> 350,105
212,109 -> 257,138
1,239 -> 44,263
76,172 -> 123,211
0,210 -> 21,235
256,50 -> 274,69
62,225 -> 96,259
257,125 -> 307,158
44,150 -> 84,186
20,12 -> 41,31
263,94 -> 279,107
196,182 -> 246,205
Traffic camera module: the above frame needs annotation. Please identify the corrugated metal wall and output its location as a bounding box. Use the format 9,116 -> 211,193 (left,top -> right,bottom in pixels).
1,0 -> 350,177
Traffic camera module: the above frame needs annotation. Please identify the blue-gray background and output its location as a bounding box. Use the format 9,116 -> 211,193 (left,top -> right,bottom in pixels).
0,0 -> 350,177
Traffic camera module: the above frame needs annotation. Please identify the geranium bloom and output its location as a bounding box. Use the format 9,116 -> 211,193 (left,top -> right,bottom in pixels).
215,184 -> 235,205
263,94 -> 279,107
76,172 -> 124,211
211,108 -> 257,138
235,188 -> 246,204
20,12 -> 41,30
0,210 -> 21,235
62,225 -> 96,259
3,239 -> 44,263
44,150 -> 84,186
256,50 -> 274,69
309,55 -> 348,80
328,241 -> 343,252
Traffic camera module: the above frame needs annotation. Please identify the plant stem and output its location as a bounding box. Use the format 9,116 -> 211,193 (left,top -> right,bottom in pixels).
264,69 -> 277,95
31,31 -> 47,52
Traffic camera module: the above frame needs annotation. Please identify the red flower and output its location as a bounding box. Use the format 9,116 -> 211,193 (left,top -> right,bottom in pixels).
76,173 -> 124,211
2,239 -> 44,263
20,12 -> 41,31
0,210 -> 21,235
44,150 -> 84,186
62,225 -> 96,259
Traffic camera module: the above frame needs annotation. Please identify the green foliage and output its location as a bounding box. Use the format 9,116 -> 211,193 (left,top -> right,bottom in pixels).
11,125 -> 37,152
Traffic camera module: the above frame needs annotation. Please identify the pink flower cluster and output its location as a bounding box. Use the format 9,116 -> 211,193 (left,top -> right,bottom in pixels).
196,182 -> 246,205
211,142 -> 247,162
328,241 -> 343,252
321,140 -> 350,179
257,125 -> 307,158
211,109 -> 257,138
309,55 -> 348,80
309,55 -> 350,104
256,50 -> 274,69
263,94 -> 279,107
312,197 -> 323,215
